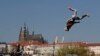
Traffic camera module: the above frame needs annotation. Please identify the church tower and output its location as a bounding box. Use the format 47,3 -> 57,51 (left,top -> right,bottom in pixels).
19,23 -> 29,41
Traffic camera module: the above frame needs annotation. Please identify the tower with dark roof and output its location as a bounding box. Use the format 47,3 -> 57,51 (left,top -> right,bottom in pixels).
19,23 -> 29,41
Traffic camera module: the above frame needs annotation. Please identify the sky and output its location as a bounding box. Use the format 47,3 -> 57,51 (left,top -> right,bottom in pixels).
0,0 -> 100,43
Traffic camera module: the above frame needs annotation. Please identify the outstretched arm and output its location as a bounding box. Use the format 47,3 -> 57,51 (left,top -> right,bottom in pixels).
68,7 -> 76,11
68,7 -> 77,16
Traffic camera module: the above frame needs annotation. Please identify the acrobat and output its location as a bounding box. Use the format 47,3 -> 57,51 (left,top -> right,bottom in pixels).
64,7 -> 89,31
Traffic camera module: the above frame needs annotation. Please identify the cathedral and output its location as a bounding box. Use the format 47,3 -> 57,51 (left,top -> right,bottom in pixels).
18,24 -> 47,44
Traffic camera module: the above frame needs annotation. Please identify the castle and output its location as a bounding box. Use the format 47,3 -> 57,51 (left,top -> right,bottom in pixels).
18,23 -> 47,43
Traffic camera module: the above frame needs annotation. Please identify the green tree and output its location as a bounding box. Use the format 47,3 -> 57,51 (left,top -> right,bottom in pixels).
57,43 -> 91,56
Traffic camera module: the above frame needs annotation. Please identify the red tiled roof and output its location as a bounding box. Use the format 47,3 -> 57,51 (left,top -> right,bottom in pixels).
9,41 -> 100,47
9,40 -> 41,46
86,43 -> 100,46
40,42 -> 87,47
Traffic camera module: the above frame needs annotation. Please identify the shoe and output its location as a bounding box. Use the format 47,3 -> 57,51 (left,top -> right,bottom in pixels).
86,13 -> 90,17
64,27 -> 67,31
64,27 -> 69,31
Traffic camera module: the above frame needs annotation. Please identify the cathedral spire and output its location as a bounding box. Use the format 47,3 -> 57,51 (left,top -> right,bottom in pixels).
27,26 -> 29,36
19,23 -> 29,41
32,31 -> 34,35
24,22 -> 27,31
19,26 -> 22,41
32,25 -> 35,35
23,23 -> 28,40
20,27 -> 22,33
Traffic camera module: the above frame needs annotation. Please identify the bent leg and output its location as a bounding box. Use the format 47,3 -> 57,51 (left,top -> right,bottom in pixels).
74,17 -> 81,20
81,14 -> 89,20
74,21 -> 80,24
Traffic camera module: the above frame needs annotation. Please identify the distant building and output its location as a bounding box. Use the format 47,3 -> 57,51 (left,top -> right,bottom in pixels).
36,42 -> 100,56
0,42 -> 8,53
19,23 -> 47,44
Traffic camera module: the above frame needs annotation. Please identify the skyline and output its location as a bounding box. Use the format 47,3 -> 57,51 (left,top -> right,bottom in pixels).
0,0 -> 100,43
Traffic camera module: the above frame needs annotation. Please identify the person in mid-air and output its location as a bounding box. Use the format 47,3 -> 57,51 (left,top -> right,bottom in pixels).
64,7 -> 89,31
